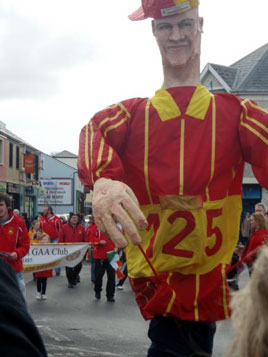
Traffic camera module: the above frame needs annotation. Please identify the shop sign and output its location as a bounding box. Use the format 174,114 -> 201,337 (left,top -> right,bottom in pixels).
38,187 -> 47,197
7,183 -> 20,194
0,182 -> 6,193
38,179 -> 72,205
24,154 -> 35,174
25,186 -> 34,195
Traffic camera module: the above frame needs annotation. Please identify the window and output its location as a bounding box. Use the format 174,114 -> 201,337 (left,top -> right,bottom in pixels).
9,143 -> 13,167
26,151 -> 31,180
34,155 -> 39,181
0,139 -> 3,164
16,146 -> 20,169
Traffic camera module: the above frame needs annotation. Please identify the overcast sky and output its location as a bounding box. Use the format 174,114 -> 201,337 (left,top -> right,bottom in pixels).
0,0 -> 267,156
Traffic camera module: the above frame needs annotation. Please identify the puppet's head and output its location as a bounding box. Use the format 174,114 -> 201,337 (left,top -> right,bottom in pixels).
129,0 -> 199,21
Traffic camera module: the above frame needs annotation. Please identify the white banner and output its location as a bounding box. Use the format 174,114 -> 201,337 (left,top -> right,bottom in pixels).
22,243 -> 90,273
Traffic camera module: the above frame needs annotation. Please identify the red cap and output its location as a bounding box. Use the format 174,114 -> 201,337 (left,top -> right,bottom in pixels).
129,0 -> 199,21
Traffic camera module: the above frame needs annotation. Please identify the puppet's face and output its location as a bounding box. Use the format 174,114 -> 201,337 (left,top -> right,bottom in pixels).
152,8 -> 203,69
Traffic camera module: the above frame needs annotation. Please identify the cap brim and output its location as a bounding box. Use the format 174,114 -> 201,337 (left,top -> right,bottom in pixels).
128,6 -> 147,21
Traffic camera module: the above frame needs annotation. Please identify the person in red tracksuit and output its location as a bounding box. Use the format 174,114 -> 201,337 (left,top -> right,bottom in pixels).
86,220 -> 116,302
40,205 -> 62,276
0,193 -> 29,300
244,213 -> 268,274
59,213 -> 86,288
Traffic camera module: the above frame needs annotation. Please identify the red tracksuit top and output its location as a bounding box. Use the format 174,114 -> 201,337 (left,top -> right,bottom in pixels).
0,211 -> 30,272
59,222 -> 86,243
40,214 -> 62,239
86,223 -> 115,259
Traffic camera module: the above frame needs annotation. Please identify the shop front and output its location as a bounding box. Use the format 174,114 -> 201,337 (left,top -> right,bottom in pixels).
24,185 -> 38,221
0,182 -> 7,194
7,183 -> 21,210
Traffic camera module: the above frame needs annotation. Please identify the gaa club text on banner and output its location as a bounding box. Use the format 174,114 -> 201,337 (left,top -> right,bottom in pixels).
22,243 -> 90,273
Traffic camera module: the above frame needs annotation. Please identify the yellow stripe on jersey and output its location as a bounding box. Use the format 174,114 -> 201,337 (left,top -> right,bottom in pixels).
97,138 -> 105,169
163,272 -> 176,316
118,102 -> 131,118
89,121 -> 94,183
242,98 -> 268,115
179,119 -> 185,195
221,264 -> 229,319
205,95 -> 216,201
241,99 -> 268,138
194,275 -> 200,321
103,116 -> 128,138
241,122 -> 268,145
99,103 -> 131,130
85,123 -> 90,170
99,108 -> 122,129
164,290 -> 176,316
144,99 -> 153,204
96,147 -> 113,178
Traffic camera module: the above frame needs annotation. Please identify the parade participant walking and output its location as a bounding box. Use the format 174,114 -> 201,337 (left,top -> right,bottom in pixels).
240,211 -> 251,245
29,220 -> 41,241
40,205 -> 62,276
86,215 -> 96,283
78,1 -> 268,355
30,229 -> 52,300
244,213 -> 268,274
116,249 -> 128,290
59,213 -> 86,288
87,220 -> 116,302
0,193 -> 29,300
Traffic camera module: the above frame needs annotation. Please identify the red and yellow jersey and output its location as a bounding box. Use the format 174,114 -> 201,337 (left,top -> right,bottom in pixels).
40,214 -> 62,239
78,83 -> 268,321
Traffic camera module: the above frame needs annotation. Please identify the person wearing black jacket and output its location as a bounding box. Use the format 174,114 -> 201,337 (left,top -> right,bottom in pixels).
0,258 -> 47,356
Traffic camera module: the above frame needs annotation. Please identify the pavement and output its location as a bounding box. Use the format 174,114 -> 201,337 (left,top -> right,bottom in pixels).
23,262 -> 250,357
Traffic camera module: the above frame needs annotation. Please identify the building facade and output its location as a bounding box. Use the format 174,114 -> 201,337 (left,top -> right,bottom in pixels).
38,152 -> 84,215
201,43 -> 268,213
0,121 -> 41,220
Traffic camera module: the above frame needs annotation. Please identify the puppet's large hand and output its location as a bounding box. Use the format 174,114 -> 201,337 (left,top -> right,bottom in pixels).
93,178 -> 148,247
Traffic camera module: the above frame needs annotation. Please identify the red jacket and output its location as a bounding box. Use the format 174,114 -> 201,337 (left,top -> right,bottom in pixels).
245,228 -> 268,264
59,222 -> 86,243
0,211 -> 30,272
40,214 -> 62,239
86,223 -> 115,259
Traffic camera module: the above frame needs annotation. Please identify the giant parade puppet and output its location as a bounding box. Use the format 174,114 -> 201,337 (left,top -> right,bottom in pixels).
78,1 -> 268,356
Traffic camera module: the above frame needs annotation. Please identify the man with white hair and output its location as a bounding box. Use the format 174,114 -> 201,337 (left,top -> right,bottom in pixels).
255,202 -> 268,230
13,209 -> 20,216
78,1 -> 268,355
255,202 -> 267,216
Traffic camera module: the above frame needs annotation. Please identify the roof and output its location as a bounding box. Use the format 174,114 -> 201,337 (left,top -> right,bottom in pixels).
231,43 -> 268,92
201,43 -> 268,93
0,121 -> 39,151
209,64 -> 238,88
52,150 -> 77,158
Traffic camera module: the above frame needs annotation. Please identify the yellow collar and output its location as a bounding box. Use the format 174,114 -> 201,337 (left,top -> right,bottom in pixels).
150,83 -> 212,122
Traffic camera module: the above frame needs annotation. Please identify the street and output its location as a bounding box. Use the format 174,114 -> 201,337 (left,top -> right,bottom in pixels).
24,262 -> 249,357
